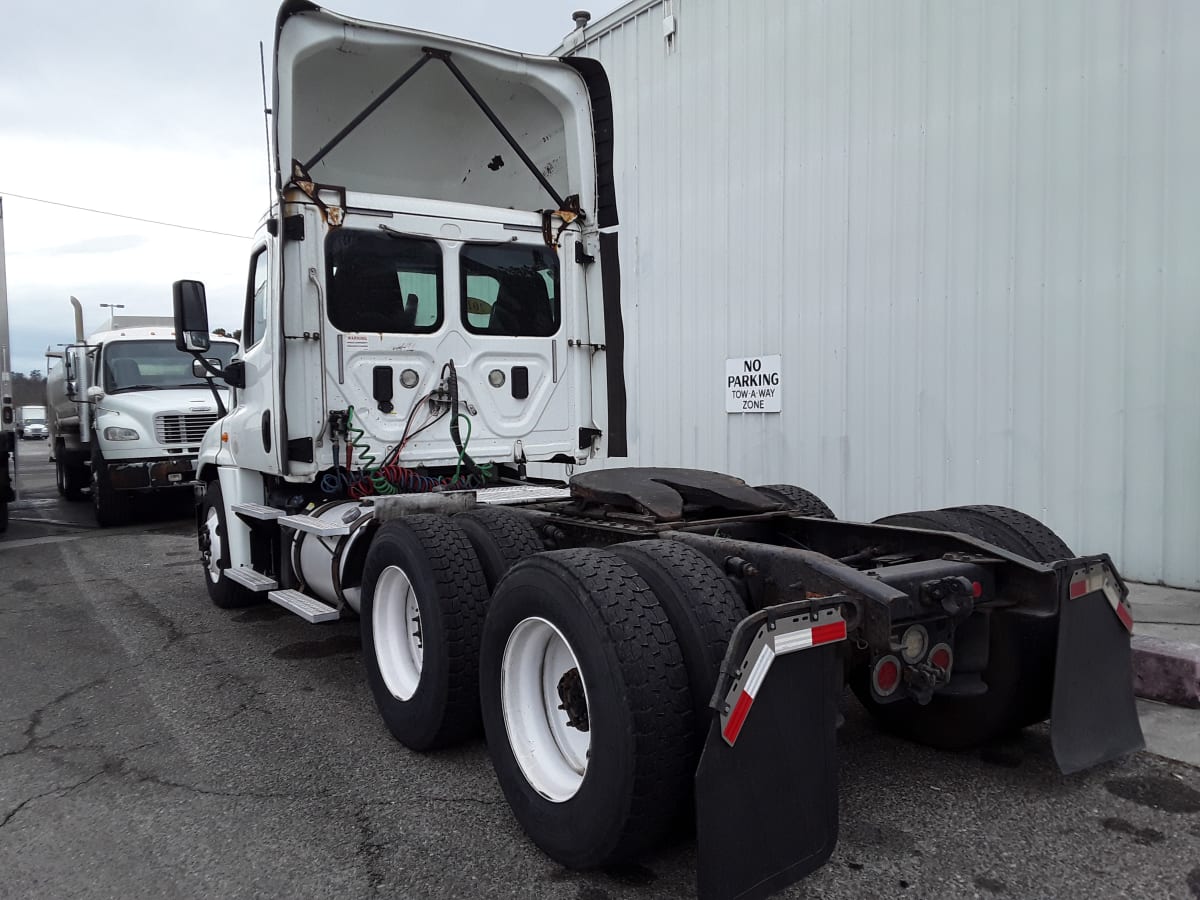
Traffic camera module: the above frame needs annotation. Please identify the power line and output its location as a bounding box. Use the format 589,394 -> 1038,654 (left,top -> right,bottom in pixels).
0,190 -> 251,240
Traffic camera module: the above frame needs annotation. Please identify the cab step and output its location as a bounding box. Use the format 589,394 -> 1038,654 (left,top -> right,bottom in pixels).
232,502 -> 285,520
267,589 -> 341,623
277,513 -> 351,537
225,567 -> 278,592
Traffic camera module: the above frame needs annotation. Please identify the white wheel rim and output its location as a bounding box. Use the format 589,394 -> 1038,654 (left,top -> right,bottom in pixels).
204,507 -> 222,584
373,565 -> 424,701
501,616 -> 591,802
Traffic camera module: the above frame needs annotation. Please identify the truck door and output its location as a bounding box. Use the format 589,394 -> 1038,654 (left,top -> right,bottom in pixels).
223,241 -> 283,475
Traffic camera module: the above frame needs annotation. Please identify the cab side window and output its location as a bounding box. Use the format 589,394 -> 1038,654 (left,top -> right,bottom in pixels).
244,248 -> 269,348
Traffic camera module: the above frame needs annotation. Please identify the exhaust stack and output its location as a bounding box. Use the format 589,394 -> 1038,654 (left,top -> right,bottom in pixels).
69,296 -> 84,342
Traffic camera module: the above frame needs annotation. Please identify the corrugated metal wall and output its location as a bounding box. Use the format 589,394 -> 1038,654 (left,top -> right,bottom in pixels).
568,0 -> 1200,587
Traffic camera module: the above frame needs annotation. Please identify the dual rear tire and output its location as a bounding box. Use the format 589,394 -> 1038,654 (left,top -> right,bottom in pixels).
358,510 -> 749,867
854,504 -> 1073,748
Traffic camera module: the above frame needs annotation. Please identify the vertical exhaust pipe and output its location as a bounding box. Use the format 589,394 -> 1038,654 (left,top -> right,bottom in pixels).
69,296 -> 84,342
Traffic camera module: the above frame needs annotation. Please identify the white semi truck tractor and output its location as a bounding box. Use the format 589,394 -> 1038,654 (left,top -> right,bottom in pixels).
0,197 -> 14,533
46,304 -> 237,526
172,5 -> 1145,897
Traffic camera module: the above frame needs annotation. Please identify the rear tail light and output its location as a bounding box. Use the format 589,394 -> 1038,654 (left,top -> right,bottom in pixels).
872,655 -> 902,697
928,642 -> 953,674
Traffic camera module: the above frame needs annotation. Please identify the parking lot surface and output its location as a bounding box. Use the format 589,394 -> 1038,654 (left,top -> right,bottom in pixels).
2,457 -> 1199,899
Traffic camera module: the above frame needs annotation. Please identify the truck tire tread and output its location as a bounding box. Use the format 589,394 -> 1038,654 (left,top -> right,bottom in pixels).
454,506 -> 544,591
481,548 -> 693,867
360,515 -> 489,750
754,483 -> 836,518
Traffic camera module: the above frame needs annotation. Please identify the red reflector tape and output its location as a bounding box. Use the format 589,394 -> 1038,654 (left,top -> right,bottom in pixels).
1069,577 -> 1089,599
810,620 -> 848,646
1115,601 -> 1134,633
722,692 -> 754,744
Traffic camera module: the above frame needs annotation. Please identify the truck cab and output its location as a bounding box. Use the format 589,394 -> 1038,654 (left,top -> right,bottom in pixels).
47,315 -> 238,525
185,3 -> 619,515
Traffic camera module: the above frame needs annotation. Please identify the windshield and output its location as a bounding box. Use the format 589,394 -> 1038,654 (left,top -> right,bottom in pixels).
102,340 -> 238,392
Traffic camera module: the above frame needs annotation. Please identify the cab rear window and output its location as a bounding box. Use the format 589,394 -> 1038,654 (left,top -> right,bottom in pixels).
461,244 -> 559,336
326,230 -> 443,333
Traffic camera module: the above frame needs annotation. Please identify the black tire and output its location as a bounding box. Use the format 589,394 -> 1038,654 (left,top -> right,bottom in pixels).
941,504 -> 1074,562
610,539 -> 748,741
480,549 -> 693,868
55,451 -> 84,501
360,515 -> 489,751
754,483 -> 836,518
91,445 -> 133,527
856,506 -> 1065,748
199,481 -> 260,609
0,497 -> 8,533
454,506 -> 544,591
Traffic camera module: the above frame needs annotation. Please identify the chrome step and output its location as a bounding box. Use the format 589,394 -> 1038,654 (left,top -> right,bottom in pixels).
232,503 -> 284,520
277,513 -> 351,537
267,589 -> 341,623
225,567 -> 278,592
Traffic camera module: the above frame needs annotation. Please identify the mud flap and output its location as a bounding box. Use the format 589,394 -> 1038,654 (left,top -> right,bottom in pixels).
695,606 -> 844,900
1050,560 -> 1144,774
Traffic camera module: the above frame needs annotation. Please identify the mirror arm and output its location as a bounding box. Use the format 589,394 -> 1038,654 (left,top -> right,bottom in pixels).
189,352 -> 228,418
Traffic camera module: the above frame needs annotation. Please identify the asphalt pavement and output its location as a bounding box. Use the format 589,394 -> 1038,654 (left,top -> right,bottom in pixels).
2,453 -> 1199,900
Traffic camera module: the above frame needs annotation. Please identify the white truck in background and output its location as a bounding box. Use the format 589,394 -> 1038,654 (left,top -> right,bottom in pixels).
16,405 -> 48,440
46,302 -> 237,526
0,197 -> 14,533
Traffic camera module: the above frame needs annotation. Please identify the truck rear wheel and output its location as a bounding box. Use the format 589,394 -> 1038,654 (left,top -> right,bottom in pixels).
754,483 -> 836,518
360,515 -> 489,751
454,506 -> 544,591
480,549 -> 693,868
610,539 -> 747,742
856,506 -> 1069,748
55,451 -> 85,501
199,481 -> 260,609
91,448 -> 133,527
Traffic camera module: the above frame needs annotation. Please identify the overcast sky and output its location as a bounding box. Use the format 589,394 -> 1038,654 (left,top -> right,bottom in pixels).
0,0 -> 620,375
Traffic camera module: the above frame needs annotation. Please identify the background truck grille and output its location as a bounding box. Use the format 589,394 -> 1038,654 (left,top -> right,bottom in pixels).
155,413 -> 217,445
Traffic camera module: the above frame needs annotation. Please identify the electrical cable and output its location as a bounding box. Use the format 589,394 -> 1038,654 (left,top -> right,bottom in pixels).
0,190 -> 252,240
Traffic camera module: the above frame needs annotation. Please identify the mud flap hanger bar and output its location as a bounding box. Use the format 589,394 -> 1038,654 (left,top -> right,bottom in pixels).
299,47 -> 570,213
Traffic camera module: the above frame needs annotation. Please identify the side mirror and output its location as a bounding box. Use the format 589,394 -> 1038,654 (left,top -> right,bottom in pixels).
192,357 -> 223,379
173,280 -> 211,352
86,386 -> 105,401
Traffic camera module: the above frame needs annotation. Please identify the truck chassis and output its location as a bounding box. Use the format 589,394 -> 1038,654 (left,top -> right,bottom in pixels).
193,465 -> 1143,900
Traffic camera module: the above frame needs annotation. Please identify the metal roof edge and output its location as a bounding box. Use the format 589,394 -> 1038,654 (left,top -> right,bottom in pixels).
551,0 -> 665,56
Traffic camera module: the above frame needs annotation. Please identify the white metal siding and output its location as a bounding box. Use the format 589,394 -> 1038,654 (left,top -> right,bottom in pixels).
569,0 -> 1200,587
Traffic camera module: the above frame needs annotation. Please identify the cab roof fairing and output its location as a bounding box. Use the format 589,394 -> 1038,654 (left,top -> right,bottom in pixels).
272,2 -> 599,219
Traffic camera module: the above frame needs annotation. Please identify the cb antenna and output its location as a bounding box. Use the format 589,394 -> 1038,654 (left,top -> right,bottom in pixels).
259,41 -> 273,213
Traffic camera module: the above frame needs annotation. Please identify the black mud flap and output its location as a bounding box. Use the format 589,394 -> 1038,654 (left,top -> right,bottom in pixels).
695,605 -> 844,900
1050,559 -> 1144,774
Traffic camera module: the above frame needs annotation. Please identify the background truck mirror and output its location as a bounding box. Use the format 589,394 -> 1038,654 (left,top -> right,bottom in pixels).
193,357 -> 223,379
173,280 -> 211,352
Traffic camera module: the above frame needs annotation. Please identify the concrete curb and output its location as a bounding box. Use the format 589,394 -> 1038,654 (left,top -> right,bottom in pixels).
1131,635 -> 1200,709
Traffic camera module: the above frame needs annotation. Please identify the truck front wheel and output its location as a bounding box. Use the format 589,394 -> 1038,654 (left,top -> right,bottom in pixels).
91,447 -> 133,527
480,549 -> 693,868
199,481 -> 259,609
